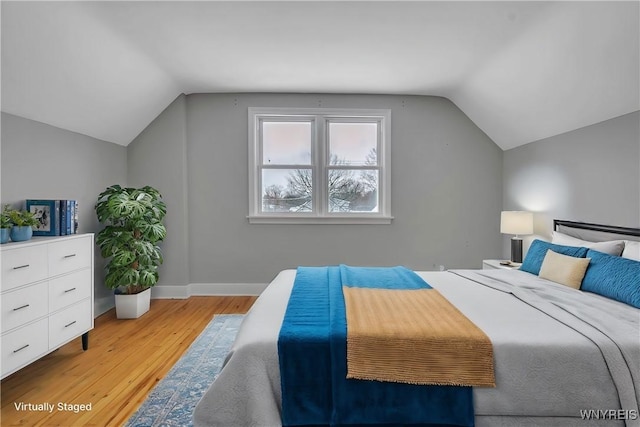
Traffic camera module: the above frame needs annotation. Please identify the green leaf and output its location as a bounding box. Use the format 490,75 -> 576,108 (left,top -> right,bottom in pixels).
139,269 -> 158,287
135,220 -> 166,242
110,250 -> 136,267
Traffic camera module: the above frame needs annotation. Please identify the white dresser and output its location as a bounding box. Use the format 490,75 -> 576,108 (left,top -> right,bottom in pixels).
1,234 -> 94,379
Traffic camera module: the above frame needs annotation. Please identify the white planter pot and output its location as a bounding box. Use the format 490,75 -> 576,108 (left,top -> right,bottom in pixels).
115,288 -> 151,319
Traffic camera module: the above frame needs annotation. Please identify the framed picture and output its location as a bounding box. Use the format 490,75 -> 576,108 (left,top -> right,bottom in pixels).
26,199 -> 60,236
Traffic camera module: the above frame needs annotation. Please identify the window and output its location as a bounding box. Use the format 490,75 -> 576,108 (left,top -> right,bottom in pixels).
248,108 -> 392,224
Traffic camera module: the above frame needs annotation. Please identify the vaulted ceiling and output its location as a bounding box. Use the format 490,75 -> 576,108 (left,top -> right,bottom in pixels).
2,1 -> 638,150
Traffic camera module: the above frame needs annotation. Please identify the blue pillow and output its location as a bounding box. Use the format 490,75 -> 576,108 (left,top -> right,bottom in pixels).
581,249 -> 640,308
520,239 -> 589,275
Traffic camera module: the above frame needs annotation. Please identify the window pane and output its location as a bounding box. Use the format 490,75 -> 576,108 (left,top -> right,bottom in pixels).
263,122 -> 311,165
328,169 -> 378,213
329,122 -> 378,166
262,169 -> 313,212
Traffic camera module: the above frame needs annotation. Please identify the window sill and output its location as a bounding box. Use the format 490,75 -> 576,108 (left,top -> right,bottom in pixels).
247,215 -> 394,225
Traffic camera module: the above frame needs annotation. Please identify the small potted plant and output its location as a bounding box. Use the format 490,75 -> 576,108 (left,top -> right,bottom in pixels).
1,205 -> 12,243
95,185 -> 167,319
7,207 -> 38,242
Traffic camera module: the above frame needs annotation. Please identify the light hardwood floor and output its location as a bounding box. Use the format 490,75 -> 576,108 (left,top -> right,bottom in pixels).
1,296 -> 256,427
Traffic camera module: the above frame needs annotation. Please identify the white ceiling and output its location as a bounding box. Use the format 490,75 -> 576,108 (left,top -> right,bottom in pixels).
2,1 -> 638,150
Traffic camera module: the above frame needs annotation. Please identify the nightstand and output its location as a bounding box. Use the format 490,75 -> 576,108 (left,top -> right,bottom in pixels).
482,259 -> 521,270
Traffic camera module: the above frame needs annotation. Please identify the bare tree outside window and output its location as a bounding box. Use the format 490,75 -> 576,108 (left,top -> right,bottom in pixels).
263,148 -> 379,213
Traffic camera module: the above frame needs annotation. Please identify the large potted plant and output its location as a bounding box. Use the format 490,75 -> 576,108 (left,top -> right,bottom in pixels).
95,185 -> 167,319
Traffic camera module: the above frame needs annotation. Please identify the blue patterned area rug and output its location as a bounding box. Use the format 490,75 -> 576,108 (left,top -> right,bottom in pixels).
125,314 -> 243,427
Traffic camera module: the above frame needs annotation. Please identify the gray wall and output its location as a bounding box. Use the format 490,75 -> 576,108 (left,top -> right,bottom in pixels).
1,93 -> 506,294
178,93 -> 503,285
5,97 -> 635,297
1,112 -> 128,314
128,94 -> 190,289
503,111 -> 640,257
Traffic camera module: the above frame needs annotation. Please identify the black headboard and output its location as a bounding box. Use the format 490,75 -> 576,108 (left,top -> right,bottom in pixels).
554,219 -> 640,239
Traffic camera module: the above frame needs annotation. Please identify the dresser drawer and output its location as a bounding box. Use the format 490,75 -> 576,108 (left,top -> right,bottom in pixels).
48,237 -> 91,277
49,268 -> 92,312
1,245 -> 48,292
1,282 -> 49,333
2,318 -> 49,378
49,300 -> 91,349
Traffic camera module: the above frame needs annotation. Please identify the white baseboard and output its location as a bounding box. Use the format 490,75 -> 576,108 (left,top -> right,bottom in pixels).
151,285 -> 190,299
190,282 -> 268,296
92,284 -> 265,316
150,283 -> 268,299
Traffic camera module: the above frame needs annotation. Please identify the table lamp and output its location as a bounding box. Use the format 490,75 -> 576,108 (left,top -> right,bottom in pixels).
500,211 -> 533,263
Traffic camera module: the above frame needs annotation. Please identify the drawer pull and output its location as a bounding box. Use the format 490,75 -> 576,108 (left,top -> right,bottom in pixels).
64,254 -> 77,259
64,287 -> 77,293
12,264 -> 30,270
13,344 -> 30,353
64,320 -> 77,328
12,304 -> 30,311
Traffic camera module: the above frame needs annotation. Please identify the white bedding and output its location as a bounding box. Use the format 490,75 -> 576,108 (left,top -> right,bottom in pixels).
194,268 -> 640,427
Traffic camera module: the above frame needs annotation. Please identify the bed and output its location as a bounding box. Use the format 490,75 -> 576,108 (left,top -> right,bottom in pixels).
194,220 -> 640,427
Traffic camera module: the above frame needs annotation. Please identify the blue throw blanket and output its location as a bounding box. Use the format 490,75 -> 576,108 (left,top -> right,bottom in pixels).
278,265 -> 474,426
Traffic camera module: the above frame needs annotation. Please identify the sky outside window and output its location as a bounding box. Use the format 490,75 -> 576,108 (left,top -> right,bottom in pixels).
329,122 -> 378,165
262,122 -> 311,165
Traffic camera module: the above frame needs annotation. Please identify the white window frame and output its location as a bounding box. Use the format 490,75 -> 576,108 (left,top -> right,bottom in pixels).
248,107 -> 392,224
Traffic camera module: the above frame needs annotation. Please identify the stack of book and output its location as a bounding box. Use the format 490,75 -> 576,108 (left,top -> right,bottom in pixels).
26,199 -> 79,237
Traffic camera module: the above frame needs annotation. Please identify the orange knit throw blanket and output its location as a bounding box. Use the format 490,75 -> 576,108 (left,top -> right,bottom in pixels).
343,286 -> 495,387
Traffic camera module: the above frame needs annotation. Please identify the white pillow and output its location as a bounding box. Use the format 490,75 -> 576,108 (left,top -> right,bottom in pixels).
551,231 -> 625,256
539,249 -> 591,289
622,240 -> 640,261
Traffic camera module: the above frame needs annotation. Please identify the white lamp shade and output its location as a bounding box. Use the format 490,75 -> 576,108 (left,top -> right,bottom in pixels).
500,211 -> 533,235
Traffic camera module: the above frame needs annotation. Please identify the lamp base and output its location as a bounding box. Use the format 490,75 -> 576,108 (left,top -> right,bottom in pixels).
511,237 -> 523,263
